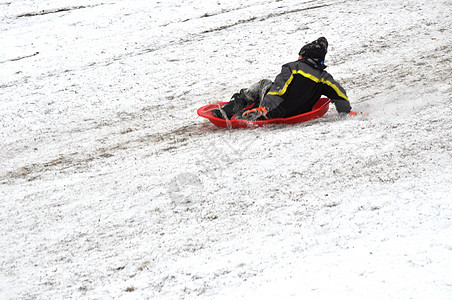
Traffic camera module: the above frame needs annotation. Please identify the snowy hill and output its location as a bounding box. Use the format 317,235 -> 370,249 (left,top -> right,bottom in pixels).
1,0 -> 451,298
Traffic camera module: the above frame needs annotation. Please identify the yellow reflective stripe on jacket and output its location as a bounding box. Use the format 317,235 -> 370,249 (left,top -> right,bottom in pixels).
268,69 -> 349,101
321,78 -> 349,101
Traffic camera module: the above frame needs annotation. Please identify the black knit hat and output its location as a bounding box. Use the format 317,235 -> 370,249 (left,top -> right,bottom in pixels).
299,37 -> 328,62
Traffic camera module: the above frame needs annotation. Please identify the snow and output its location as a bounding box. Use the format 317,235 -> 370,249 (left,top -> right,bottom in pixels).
1,0 -> 451,298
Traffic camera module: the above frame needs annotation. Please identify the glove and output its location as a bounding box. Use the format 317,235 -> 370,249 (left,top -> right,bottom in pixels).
349,111 -> 369,116
242,105 -> 269,120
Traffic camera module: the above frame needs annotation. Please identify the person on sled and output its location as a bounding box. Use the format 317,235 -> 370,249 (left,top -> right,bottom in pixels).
211,37 -> 352,120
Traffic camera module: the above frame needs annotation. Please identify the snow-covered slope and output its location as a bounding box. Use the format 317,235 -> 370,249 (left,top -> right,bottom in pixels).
1,0 -> 451,298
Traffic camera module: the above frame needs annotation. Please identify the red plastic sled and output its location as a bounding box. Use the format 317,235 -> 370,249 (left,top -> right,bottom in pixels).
197,97 -> 331,128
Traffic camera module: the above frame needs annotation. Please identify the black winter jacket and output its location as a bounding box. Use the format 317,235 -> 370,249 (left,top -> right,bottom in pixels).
261,58 -> 351,118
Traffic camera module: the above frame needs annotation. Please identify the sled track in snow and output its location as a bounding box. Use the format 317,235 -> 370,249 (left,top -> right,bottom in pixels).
6,3 -> 113,19
201,1 -> 342,34
16,5 -> 97,18
0,122 -> 206,185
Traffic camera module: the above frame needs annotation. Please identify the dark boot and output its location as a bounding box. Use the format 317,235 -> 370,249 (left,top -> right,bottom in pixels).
211,93 -> 247,119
